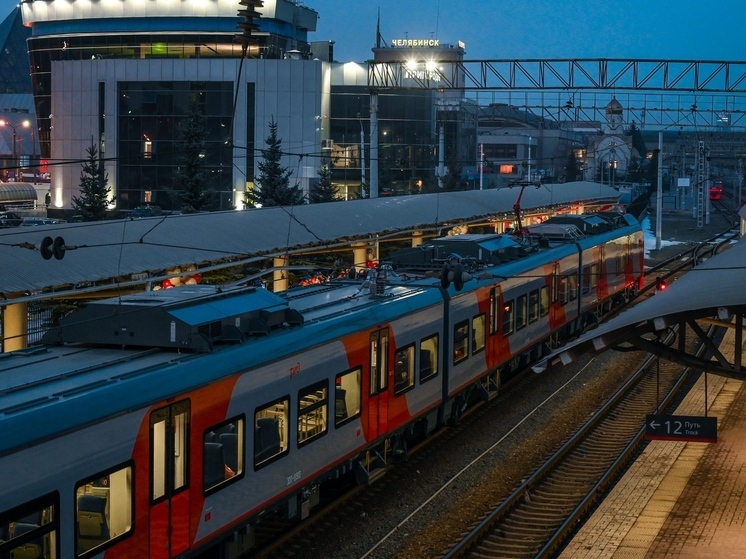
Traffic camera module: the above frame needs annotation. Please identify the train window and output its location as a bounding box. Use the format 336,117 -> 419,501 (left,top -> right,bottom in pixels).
590,264 -> 598,290
515,295 -> 527,330
502,300 -> 514,337
203,417 -> 245,493
298,381 -> 328,446
394,345 -> 416,394
558,276 -> 569,305
539,285 -> 549,317
150,401 -> 190,503
489,288 -> 499,334
582,266 -> 591,294
0,493 -> 59,559
254,398 -> 289,468
75,463 -> 133,556
568,274 -> 578,301
453,320 -> 469,364
615,254 -> 624,276
335,367 -> 362,427
419,334 -> 439,382
472,314 -> 486,354
369,328 -> 389,395
528,290 -> 539,323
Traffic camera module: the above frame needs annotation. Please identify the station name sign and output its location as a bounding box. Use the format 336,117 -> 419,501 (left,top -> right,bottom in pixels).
645,414 -> 717,443
391,39 -> 440,48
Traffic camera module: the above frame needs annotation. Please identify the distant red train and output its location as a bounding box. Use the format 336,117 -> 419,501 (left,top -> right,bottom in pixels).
710,180 -> 724,200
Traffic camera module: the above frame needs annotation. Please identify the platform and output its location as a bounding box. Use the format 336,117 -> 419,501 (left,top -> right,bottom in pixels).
559,321 -> 746,559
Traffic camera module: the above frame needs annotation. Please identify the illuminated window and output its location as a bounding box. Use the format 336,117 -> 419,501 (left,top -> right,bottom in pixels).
420,334 -> 439,382
203,418 -> 244,492
394,345 -> 416,394
335,368 -> 362,426
453,320 -> 469,363
254,398 -> 289,467
75,464 -> 133,556
499,164 -> 517,174
472,314 -> 486,353
298,381 -> 328,446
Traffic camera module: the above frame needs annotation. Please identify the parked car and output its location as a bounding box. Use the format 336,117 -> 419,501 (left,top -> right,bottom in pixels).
20,218 -> 67,227
131,205 -> 163,218
0,211 -> 23,228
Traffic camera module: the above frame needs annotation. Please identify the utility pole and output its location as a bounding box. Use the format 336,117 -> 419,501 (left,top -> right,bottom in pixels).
656,132 -> 663,249
696,141 -> 705,230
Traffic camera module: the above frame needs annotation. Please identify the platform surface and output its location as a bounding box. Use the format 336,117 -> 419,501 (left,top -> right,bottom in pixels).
560,322 -> 746,559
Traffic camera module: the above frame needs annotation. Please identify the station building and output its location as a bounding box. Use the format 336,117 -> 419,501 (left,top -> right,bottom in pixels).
21,0 -> 325,210
17,0 -> 475,210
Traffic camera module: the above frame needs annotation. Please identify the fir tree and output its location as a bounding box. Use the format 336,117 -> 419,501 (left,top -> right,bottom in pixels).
441,148 -> 466,191
565,150 -> 581,182
627,121 -> 648,160
246,118 -> 305,207
71,143 -> 110,221
170,93 -> 218,213
308,160 -> 339,203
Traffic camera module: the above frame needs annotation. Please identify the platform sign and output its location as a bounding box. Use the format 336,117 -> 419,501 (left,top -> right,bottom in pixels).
645,414 -> 717,443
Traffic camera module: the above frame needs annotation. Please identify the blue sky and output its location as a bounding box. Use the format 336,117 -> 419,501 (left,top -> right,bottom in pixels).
3,0 -> 744,63
310,0 -> 746,62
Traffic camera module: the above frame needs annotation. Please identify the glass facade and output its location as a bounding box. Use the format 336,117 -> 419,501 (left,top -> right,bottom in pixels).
0,9 -> 32,94
28,33 -> 243,158
117,81 -> 234,210
330,87 -> 442,199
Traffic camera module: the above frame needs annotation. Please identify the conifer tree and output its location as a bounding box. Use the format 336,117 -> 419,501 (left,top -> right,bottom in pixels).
171,93 -> 218,213
71,143 -> 110,221
441,148 -> 466,191
565,150 -> 581,182
308,160 -> 339,203
246,118 -> 305,207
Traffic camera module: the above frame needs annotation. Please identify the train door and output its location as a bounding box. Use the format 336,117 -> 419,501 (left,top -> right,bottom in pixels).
149,400 -> 190,559
368,328 -> 389,439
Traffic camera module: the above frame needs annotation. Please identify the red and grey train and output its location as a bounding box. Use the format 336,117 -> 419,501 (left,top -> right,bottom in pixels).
0,213 -> 644,559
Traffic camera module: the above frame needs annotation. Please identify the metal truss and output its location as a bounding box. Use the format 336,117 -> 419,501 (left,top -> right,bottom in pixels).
369,59 -> 746,129
369,59 -> 746,92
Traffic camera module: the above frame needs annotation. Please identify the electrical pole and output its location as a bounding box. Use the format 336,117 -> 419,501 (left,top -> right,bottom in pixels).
656,132 -> 663,250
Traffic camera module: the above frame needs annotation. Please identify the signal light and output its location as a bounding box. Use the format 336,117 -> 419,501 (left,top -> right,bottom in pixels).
40,236 -> 67,260
655,276 -> 667,291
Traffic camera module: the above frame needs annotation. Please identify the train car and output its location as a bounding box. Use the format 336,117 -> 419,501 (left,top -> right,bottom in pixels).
710,180 -> 724,200
0,212 -> 643,559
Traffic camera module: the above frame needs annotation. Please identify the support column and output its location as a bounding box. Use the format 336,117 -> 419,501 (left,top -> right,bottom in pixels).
273,256 -> 289,293
2,301 -> 28,352
369,91 -> 379,198
411,231 -> 423,247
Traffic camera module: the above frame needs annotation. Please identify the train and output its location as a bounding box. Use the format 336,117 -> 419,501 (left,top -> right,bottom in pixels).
710,180 -> 724,200
0,212 -> 645,559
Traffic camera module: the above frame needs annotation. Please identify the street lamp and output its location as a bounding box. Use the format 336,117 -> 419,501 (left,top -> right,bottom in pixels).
0,118 -> 31,180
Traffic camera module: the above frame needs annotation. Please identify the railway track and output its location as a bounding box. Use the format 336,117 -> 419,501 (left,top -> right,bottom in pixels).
439,325 -> 718,559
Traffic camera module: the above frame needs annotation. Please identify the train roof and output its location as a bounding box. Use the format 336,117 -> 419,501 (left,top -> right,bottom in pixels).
0,277 -> 444,455
0,212 -> 641,455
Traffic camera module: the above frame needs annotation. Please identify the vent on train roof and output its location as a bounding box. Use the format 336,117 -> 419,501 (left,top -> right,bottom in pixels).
389,233 -> 524,270
42,285 -> 304,353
